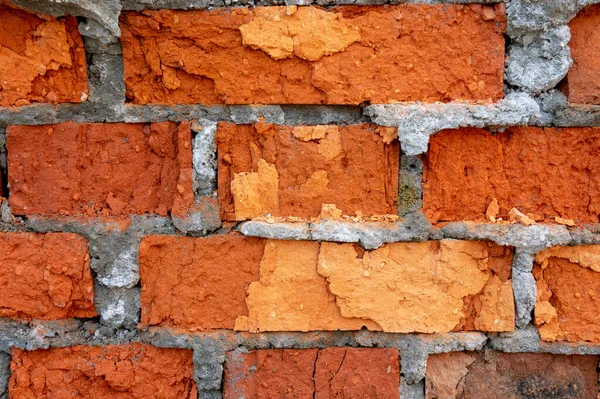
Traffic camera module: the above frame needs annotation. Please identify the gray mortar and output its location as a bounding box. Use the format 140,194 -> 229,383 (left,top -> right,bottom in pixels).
239,212 -> 433,249
400,380 -> 424,399
0,352 -> 9,399
398,155 -> 423,216
505,26 -> 572,94
365,93 -> 540,155
89,234 -> 140,288
192,121 -> 218,196
194,341 -> 226,391
489,325 -> 600,355
511,250 -> 537,328
441,222 -> 572,248
94,285 -> 141,329
11,0 -> 121,37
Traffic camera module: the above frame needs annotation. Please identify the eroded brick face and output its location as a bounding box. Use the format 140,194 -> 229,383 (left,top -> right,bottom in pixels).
0,232 -> 96,320
0,1 -> 88,107
9,344 -> 197,398
426,352 -> 600,399
7,122 -> 193,217
423,127 -> 600,224
224,348 -> 400,398
140,235 -> 514,333
566,4 -> 600,104
533,245 -> 600,343
139,234 -> 265,330
217,123 -> 400,220
120,4 -> 505,105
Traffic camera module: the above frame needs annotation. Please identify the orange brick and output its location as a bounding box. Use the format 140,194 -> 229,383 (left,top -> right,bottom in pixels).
120,4 -> 505,105
140,236 -> 513,333
9,344 -> 196,398
534,245 -> 600,343
7,122 -> 193,217
566,4 -> 600,104
216,123 -> 399,220
423,127 -> 600,225
0,1 -> 87,107
139,234 -> 264,330
224,348 -> 399,398
0,232 -> 95,320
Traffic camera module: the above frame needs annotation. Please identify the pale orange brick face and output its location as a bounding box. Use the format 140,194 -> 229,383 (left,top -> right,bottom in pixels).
533,245 -> 600,343
120,4 -> 505,105
0,1 -> 88,107
7,122 -> 193,217
423,127 -> 600,225
9,344 -> 196,398
566,4 -> 600,104
224,348 -> 400,398
216,123 -> 400,221
0,232 -> 96,320
139,235 -> 514,333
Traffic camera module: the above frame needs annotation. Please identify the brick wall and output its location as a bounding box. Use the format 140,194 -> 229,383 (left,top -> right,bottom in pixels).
0,0 -> 599,398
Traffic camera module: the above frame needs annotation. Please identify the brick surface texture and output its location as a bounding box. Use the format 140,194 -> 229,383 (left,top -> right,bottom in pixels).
120,5 -> 505,105
427,352 -> 600,399
217,122 -> 399,220
0,1 -> 87,106
3,0 -> 600,398
224,348 -> 400,398
9,344 -> 197,398
566,4 -> 600,104
423,127 -> 600,225
0,232 -> 95,320
7,122 -> 193,217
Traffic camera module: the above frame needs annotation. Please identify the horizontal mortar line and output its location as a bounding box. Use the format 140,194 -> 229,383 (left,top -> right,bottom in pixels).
238,218 -> 600,249
2,102 -> 600,127
2,321 -> 600,355
119,0 -> 503,11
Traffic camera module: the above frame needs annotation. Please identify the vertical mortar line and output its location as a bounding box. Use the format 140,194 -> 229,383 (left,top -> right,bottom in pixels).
398,153 -> 423,216
78,17 -> 126,118
511,247 -> 538,329
0,127 -> 7,199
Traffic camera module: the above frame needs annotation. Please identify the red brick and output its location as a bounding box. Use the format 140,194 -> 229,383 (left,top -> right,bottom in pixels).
566,4 -> 600,104
224,348 -> 400,398
139,234 -> 264,330
0,1 -> 87,107
7,122 -> 193,217
120,4 -> 505,105
423,127 -> 600,225
217,123 -> 399,220
0,232 -> 95,320
9,344 -> 196,398
427,352 -> 599,399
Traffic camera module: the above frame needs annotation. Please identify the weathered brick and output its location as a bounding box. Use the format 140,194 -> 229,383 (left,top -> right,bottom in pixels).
566,4 -> 600,104
0,232 -> 95,320
120,5 -> 505,105
0,1 -> 87,107
139,234 -> 264,330
238,239 -> 514,333
9,344 -> 196,398
224,348 -> 399,398
426,352 -> 599,399
141,234 -> 513,333
423,127 -> 600,225
217,123 -> 399,220
533,245 -> 600,343
7,122 -> 193,217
